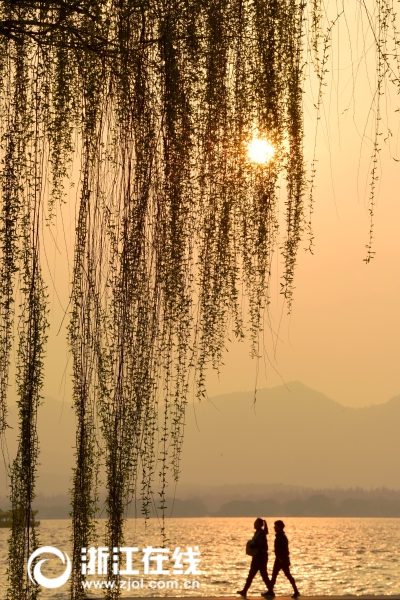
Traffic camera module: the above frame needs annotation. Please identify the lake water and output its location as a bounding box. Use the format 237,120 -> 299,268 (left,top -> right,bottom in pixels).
0,517 -> 399,597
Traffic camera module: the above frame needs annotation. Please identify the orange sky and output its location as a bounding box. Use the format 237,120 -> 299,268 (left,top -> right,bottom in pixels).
2,3 -> 400,502
36,5 -> 400,411
206,7 -> 400,407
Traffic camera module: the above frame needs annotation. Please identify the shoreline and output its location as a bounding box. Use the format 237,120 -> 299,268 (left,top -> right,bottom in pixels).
121,596 -> 400,599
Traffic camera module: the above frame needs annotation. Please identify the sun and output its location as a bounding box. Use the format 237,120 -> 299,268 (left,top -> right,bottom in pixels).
247,137 -> 275,164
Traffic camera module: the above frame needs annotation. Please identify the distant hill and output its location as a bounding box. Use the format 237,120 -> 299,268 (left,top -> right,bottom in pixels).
1,382 -> 399,499
178,381 -> 400,489
211,492 -> 400,517
0,395 -> 76,496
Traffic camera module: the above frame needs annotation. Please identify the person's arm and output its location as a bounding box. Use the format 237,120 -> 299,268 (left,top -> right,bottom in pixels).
251,529 -> 265,551
275,534 -> 289,562
252,530 -> 261,547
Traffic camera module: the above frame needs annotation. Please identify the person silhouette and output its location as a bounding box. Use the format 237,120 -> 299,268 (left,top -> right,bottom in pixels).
237,518 -> 272,598
261,520 -> 300,598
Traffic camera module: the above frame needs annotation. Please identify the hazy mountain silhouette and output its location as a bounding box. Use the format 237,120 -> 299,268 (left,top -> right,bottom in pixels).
179,381 -> 400,489
1,382 -> 399,499
0,395 -> 76,496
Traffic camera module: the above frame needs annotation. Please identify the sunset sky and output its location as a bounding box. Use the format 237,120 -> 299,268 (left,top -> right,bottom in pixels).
1,4 -> 399,503
204,8 -> 400,408
1,10 -> 400,600
37,6 -> 400,412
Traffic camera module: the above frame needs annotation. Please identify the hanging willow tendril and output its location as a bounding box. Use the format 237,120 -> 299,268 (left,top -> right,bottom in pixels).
0,19 -> 49,599
0,1 -> 400,599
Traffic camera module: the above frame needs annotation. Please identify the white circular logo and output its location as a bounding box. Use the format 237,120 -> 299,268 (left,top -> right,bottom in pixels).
27,546 -> 71,589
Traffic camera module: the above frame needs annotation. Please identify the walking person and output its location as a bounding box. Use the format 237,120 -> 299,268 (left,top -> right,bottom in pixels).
237,518 -> 272,597
262,520 -> 300,598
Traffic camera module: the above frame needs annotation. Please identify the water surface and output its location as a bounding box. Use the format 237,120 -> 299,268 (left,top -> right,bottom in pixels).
0,517 -> 399,597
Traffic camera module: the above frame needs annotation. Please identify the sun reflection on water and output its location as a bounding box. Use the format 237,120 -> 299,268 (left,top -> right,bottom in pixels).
0,517 -> 399,597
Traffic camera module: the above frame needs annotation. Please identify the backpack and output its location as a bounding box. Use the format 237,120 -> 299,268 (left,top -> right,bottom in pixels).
246,540 -> 258,557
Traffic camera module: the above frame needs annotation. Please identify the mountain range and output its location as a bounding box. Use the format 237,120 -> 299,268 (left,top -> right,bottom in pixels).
178,381 -> 400,489
1,381 -> 399,500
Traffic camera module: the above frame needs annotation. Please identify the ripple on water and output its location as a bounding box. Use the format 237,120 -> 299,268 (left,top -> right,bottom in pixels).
0,517 -> 400,598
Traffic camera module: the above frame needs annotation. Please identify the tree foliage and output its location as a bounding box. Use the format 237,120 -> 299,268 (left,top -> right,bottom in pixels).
0,1 -> 398,599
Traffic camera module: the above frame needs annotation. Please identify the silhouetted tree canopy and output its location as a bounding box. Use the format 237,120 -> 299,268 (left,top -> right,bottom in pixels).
0,1 -> 398,598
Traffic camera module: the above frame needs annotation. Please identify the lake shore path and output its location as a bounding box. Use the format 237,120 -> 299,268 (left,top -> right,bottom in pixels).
123,596 -> 400,599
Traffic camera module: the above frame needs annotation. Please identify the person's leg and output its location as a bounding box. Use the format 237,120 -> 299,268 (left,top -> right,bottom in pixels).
282,564 -> 299,595
269,559 -> 281,590
242,558 -> 259,593
258,556 -> 272,590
